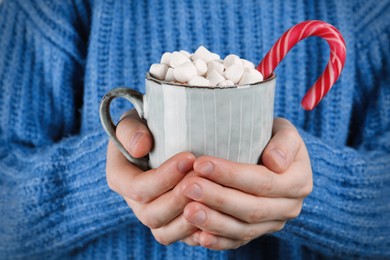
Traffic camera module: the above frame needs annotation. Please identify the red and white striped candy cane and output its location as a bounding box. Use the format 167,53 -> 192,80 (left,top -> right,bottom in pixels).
257,20 -> 346,110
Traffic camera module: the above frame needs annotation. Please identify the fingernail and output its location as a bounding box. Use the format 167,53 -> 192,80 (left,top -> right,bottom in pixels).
184,184 -> 203,200
177,159 -> 193,173
130,132 -> 144,154
270,148 -> 286,168
189,210 -> 206,225
196,161 -> 214,175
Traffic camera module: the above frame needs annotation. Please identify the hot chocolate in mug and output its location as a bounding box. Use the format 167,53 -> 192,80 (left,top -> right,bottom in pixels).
100,20 -> 348,170
100,73 -> 276,170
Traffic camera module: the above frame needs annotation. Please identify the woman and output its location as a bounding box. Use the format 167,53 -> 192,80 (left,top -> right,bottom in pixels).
0,0 -> 389,259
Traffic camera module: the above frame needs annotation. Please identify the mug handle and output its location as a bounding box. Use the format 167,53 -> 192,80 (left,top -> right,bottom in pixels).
99,87 -> 150,171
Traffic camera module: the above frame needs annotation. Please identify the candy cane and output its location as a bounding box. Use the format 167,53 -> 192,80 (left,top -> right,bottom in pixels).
257,20 -> 346,110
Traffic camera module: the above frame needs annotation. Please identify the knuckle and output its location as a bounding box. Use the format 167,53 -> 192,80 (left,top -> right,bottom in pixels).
152,230 -> 171,246
155,172 -> 171,191
286,204 -> 302,219
256,174 -> 274,195
127,185 -> 148,204
300,182 -> 313,197
140,212 -> 161,229
295,177 -> 313,198
214,194 -> 225,209
292,172 -> 313,198
248,205 -> 270,223
274,221 -> 286,232
242,228 -> 257,241
293,206 -> 303,218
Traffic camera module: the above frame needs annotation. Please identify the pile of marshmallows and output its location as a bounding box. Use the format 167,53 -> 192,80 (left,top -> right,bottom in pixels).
149,46 -> 264,87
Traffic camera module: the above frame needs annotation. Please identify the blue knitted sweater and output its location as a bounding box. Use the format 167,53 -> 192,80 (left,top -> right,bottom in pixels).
0,0 -> 389,259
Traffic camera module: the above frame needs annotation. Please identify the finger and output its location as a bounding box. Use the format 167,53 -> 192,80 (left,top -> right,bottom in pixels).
198,231 -> 246,250
193,156 -> 311,198
183,202 -> 285,241
125,178 -> 194,229
116,109 -> 152,158
151,215 -> 199,246
261,118 -> 302,173
106,140 -> 143,192
182,176 -> 303,223
180,230 -> 201,246
107,143 -> 195,203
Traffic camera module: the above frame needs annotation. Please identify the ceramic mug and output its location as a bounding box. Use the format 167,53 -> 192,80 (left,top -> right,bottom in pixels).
100,73 -> 276,170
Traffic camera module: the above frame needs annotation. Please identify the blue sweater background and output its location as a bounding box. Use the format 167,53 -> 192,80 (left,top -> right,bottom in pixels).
0,0 -> 389,259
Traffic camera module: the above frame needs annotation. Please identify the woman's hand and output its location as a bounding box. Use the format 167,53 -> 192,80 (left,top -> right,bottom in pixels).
180,118 -> 313,250
105,110 -> 198,245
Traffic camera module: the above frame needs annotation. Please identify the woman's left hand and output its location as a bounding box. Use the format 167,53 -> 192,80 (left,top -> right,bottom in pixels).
180,118 -> 313,250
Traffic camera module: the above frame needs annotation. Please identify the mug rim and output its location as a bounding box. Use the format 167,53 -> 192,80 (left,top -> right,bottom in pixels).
146,72 -> 276,89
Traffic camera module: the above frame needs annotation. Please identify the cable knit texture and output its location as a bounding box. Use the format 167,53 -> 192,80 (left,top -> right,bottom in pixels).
0,0 -> 389,259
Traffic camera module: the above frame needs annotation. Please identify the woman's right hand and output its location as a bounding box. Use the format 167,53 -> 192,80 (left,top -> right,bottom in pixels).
105,109 -> 199,245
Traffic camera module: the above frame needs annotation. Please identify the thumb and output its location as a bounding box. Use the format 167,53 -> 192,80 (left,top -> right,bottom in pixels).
261,118 -> 301,173
116,109 -> 153,158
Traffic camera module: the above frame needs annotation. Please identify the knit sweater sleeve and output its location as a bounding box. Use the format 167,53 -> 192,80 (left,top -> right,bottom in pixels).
275,5 -> 390,258
0,1 -> 135,258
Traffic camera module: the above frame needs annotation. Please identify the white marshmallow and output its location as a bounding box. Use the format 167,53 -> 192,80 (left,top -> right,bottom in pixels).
241,59 -> 255,69
193,59 -> 207,76
209,53 -> 221,61
224,54 -> 240,68
239,68 -> 264,85
170,51 -> 191,68
149,63 -> 168,80
174,62 -> 197,82
207,61 -> 224,75
192,46 -> 216,63
224,63 -> 244,84
207,70 -> 225,86
188,75 -> 210,86
165,68 -> 175,82
218,80 -> 235,87
152,47 -> 260,87
160,52 -> 171,65
179,50 -> 192,58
